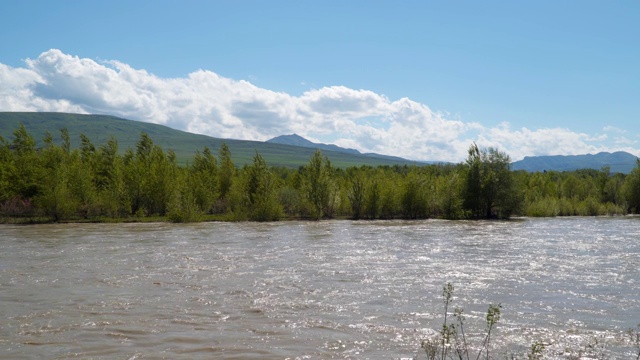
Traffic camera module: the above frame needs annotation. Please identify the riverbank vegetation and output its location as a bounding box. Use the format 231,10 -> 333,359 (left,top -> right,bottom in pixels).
1,125 -> 639,223
418,283 -> 640,360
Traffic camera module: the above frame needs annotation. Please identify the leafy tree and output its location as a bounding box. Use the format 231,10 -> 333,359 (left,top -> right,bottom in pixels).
0,136 -> 13,205
596,166 -> 610,202
401,169 -> 431,219
603,172 -> 626,206
123,147 -> 143,215
347,171 -> 366,219
624,159 -> 640,213
379,172 -> 401,219
189,147 -> 218,213
34,129 -> 97,220
463,143 -> 520,219
243,153 -> 283,221
217,143 -> 235,212
9,124 -> 43,200
123,133 -> 177,216
300,150 -> 336,219
525,171 -> 558,203
364,176 -> 382,219
561,174 -> 590,201
168,167 -> 203,223
94,137 -> 129,217
148,146 -> 178,216
38,130 -> 76,220
276,170 -> 303,217
80,133 -> 96,163
435,171 -> 465,219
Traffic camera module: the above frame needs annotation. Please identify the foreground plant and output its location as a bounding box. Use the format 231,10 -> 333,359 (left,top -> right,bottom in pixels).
630,324 -> 640,360
420,283 -> 501,360
418,284 -> 640,360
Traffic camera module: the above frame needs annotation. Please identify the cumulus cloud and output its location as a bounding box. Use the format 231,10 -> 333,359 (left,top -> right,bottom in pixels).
1,49 -> 637,162
478,123 -> 607,160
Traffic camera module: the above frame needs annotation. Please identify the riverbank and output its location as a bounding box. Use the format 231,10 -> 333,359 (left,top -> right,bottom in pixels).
1,213 -> 633,225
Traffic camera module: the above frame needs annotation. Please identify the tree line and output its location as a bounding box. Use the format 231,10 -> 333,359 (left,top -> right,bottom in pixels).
1,125 -> 640,222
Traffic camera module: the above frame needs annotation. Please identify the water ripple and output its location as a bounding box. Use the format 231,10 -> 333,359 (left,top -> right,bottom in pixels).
1,218 -> 639,358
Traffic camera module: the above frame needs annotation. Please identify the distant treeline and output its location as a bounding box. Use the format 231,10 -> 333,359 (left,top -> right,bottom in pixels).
1,125 -> 640,222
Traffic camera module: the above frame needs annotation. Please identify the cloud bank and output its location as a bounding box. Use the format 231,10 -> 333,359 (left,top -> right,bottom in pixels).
1,49 -> 636,162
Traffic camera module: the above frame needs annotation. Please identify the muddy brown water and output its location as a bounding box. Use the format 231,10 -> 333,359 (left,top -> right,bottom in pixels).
1,217 -> 639,359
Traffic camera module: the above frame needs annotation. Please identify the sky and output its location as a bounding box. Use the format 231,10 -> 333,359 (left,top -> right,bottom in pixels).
0,1 -> 638,162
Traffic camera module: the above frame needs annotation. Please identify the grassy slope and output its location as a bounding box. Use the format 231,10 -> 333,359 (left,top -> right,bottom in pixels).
0,112 -> 422,168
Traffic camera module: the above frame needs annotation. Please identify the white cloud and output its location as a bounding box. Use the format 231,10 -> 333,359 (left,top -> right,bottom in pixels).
603,125 -> 627,134
613,136 -> 637,146
480,123 -> 607,160
0,61 -> 85,113
1,49 -> 638,162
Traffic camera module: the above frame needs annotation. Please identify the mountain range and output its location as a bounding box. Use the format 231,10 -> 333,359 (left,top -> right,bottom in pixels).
0,112 -> 421,168
511,152 -> 638,174
0,112 -> 637,173
267,134 -> 424,164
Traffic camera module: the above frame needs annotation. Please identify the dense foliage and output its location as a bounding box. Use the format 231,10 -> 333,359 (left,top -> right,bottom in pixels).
0,126 -> 637,222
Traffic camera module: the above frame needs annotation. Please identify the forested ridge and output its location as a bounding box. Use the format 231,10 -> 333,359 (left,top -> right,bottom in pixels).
2,124 -> 640,223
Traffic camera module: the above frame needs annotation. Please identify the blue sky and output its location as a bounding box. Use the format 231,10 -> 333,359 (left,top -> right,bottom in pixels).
1,1 -> 638,162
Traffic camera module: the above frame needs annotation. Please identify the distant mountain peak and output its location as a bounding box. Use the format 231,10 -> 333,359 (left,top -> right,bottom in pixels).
267,134 -> 361,155
282,133 -> 306,140
268,134 -> 314,147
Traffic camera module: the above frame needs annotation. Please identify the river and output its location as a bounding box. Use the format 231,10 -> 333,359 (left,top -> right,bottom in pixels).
1,217 -> 639,359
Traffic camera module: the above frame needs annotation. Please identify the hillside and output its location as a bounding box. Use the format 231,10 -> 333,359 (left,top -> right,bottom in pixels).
511,151 -> 638,174
0,112 -> 422,168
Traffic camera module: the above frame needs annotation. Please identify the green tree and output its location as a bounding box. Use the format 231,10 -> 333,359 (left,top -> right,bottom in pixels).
38,130 -> 76,220
364,176 -> 382,219
36,129 -> 97,220
148,146 -> 178,216
525,171 -> 558,203
379,171 -> 401,219
624,159 -> 640,213
463,143 -> 519,219
401,169 -> 431,219
217,143 -> 235,213
243,153 -> 283,221
123,133 -> 177,216
561,174 -> 591,201
435,171 -> 465,219
300,150 -> 336,219
347,171 -> 366,219
9,124 -> 43,200
168,167 -> 203,223
0,136 -> 13,205
603,172 -> 626,207
189,147 -> 218,213
94,137 -> 129,217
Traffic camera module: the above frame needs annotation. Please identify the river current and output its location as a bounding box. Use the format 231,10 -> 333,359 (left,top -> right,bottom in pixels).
1,217 -> 639,359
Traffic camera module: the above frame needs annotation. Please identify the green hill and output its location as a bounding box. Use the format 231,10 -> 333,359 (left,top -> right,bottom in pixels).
0,112 -> 422,168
